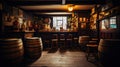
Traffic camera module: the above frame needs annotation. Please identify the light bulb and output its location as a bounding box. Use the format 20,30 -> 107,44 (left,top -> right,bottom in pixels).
68,6 -> 73,11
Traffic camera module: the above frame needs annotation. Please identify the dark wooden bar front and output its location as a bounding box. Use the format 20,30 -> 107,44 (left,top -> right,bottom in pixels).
34,31 -> 78,39
0,31 -> 34,38
100,29 -> 120,39
34,31 -> 79,49
0,31 -> 78,39
0,31 -> 79,49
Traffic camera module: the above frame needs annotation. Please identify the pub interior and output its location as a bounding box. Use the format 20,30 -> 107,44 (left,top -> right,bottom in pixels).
0,0 -> 120,67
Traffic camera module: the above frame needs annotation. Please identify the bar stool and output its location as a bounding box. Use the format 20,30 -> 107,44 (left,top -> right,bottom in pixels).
42,34 -> 51,49
51,34 -> 58,48
73,37 -> 79,46
86,40 -> 98,61
59,34 -> 66,48
66,34 -> 73,48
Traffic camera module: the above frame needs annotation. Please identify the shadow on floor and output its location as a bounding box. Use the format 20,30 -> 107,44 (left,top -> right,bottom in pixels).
59,47 -> 68,53
48,48 -> 58,53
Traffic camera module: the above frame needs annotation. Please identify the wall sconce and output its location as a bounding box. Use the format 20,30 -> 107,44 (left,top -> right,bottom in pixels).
68,4 -> 74,11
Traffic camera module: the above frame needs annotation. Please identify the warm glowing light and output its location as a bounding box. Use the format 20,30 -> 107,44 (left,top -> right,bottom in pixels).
67,4 -> 74,11
36,12 -> 72,15
68,6 -> 73,11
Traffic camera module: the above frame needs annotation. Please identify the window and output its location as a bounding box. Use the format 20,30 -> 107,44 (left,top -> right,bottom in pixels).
53,16 -> 67,31
101,16 -> 117,29
101,20 -> 106,29
110,16 -> 117,28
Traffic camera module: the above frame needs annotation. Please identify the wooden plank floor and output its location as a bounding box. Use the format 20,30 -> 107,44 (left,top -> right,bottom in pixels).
26,47 -> 102,67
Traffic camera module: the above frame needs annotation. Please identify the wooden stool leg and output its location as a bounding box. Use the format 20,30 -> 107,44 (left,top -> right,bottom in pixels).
86,46 -> 90,60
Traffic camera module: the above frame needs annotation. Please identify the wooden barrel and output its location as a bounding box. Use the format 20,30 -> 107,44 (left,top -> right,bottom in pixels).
0,38 -> 24,65
24,37 -> 43,59
79,36 -> 91,46
98,39 -> 120,67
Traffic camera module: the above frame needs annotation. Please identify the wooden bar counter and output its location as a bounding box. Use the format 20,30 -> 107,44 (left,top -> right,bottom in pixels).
34,30 -> 78,40
34,30 -> 79,48
0,30 -> 79,49
0,30 -> 78,38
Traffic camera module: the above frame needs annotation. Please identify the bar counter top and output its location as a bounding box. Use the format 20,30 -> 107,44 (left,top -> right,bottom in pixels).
0,30 -> 78,38
7,30 -> 78,33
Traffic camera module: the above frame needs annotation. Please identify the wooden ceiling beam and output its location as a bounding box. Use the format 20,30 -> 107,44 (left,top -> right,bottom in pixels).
24,9 -> 90,13
3,0 -> 62,6
66,0 -> 106,5
3,0 -> 106,6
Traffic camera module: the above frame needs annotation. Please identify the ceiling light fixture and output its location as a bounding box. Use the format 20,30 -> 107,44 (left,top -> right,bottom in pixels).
68,6 -> 73,11
68,4 -> 74,12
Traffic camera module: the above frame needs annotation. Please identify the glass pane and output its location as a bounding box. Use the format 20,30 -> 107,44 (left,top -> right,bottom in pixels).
110,16 -> 117,28
53,16 -> 67,31
101,20 -> 106,29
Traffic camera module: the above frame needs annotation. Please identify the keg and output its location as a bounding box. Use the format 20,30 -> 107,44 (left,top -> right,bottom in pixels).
23,37 -> 43,59
0,38 -> 24,65
79,36 -> 91,46
98,39 -> 120,67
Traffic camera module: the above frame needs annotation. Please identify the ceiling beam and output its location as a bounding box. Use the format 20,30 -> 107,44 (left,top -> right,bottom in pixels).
24,9 -> 90,13
3,0 -> 62,6
66,0 -> 106,5
3,0 -> 106,6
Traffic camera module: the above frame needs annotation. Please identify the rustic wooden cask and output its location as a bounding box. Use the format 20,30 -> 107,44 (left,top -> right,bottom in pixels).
98,39 -> 120,67
23,37 -> 43,59
79,36 -> 91,46
78,36 -> 91,50
0,38 -> 24,65
78,36 -> 90,47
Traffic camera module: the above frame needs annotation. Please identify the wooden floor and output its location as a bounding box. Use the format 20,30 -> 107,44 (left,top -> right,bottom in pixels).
25,47 -> 102,67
